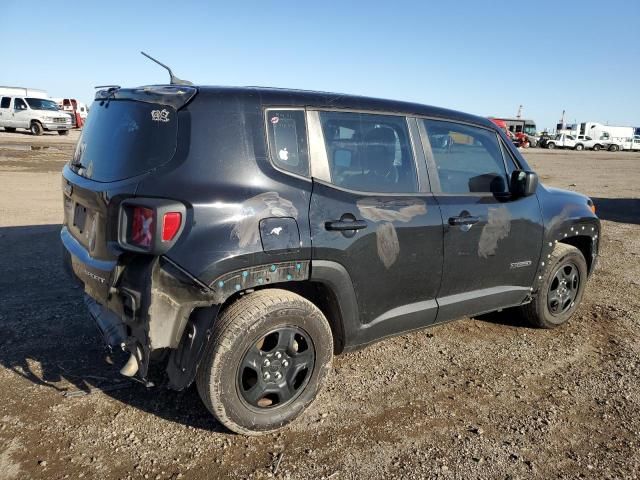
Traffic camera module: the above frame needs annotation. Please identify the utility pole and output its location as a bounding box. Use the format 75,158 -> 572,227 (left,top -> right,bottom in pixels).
516,105 -> 523,119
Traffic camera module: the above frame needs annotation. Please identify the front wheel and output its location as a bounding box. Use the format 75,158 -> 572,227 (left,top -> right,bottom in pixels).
520,243 -> 588,328
547,142 -> 556,149
574,144 -> 584,151
608,144 -> 619,152
196,289 -> 333,435
593,144 -> 601,151
30,122 -> 43,136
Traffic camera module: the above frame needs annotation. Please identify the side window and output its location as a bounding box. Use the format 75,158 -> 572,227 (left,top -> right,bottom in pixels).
0,97 -> 10,109
14,98 -> 27,110
423,119 -> 508,194
319,111 -> 417,193
265,109 -> 309,177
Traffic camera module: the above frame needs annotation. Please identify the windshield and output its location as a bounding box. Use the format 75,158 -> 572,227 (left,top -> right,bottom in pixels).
25,98 -> 59,111
524,124 -> 536,136
70,99 -> 178,182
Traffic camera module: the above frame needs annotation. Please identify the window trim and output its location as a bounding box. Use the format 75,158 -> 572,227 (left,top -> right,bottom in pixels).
309,108 -> 425,195
263,107 -> 312,183
419,117 -> 510,197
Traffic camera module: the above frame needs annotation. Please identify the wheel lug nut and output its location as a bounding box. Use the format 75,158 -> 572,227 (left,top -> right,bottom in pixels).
275,352 -> 282,359
263,372 -> 270,380
274,372 -> 282,380
263,359 -> 270,367
282,360 -> 289,367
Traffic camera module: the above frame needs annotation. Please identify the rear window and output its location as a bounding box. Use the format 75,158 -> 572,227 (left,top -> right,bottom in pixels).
71,100 -> 178,182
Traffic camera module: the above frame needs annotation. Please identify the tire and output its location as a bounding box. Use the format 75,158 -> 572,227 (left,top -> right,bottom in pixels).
593,144 -> 601,151
520,243 -> 588,328
30,122 -> 43,136
574,144 -> 584,151
608,144 -> 619,152
196,289 -> 333,435
547,142 -> 556,149
4,127 -> 16,133
58,130 -> 69,136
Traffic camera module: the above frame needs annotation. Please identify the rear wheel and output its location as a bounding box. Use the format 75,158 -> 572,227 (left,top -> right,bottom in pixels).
4,127 -> 16,133
520,243 -> 587,328
547,142 -> 556,149
608,144 -> 619,152
196,289 -> 333,435
593,144 -> 601,151
58,130 -> 69,136
30,122 -> 43,136
574,144 -> 584,151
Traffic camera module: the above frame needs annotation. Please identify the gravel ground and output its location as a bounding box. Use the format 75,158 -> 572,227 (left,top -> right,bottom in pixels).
0,131 -> 639,480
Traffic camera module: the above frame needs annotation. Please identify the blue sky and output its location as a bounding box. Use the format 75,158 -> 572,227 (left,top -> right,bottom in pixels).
2,0 -> 638,131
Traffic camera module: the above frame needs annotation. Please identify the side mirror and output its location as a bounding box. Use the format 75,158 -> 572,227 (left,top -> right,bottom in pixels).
510,170 -> 538,197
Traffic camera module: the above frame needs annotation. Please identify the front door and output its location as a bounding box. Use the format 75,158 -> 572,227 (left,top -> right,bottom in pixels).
0,97 -> 12,126
419,118 -> 544,321
12,98 -> 30,128
308,111 -> 443,345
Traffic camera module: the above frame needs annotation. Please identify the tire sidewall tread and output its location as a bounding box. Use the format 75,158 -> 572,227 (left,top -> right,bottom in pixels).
522,243 -> 588,328
196,289 -> 333,435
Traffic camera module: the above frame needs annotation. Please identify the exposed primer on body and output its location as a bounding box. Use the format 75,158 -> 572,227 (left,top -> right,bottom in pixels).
356,198 -> 427,223
357,198 -> 427,269
231,192 -> 298,248
478,206 -> 512,258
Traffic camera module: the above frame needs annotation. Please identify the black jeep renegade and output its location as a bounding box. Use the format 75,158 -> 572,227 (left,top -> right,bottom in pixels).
62,84 -> 599,435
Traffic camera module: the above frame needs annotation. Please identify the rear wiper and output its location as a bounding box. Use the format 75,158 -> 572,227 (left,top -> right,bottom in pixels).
95,85 -> 121,106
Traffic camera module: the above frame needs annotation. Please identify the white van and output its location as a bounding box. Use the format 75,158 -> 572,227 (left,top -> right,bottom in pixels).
0,95 -> 73,135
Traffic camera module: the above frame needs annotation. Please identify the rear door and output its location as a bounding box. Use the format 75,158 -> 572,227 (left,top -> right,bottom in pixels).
308,110 -> 443,339
419,119 -> 543,321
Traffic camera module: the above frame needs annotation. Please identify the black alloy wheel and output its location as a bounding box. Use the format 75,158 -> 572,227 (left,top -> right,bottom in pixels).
238,326 -> 315,409
547,262 -> 580,315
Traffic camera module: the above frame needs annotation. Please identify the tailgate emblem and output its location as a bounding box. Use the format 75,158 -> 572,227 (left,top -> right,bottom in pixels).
151,109 -> 170,122
84,269 -> 106,284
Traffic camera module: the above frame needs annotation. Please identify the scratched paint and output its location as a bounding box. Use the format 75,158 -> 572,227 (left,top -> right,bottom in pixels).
357,197 -> 427,269
376,222 -> 400,269
231,192 -> 298,248
478,206 -> 512,258
356,198 -> 427,223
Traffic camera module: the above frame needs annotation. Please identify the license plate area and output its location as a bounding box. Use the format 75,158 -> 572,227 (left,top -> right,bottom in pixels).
73,203 -> 88,233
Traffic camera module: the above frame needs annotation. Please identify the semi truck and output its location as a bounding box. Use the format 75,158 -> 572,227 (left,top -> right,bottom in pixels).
490,117 -> 539,147
558,122 -> 640,151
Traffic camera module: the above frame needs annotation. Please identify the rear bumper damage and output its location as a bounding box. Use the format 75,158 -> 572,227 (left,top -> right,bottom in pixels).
62,227 -> 219,389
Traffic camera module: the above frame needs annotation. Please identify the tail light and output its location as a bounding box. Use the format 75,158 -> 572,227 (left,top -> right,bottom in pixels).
161,212 -> 182,242
131,207 -> 154,247
119,199 -> 186,254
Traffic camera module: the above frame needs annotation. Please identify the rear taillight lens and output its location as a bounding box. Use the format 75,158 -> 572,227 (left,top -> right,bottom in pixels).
119,199 -> 186,254
161,212 -> 182,242
131,207 -> 154,247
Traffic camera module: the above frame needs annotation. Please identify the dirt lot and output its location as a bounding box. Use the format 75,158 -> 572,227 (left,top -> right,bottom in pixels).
1,130 -> 639,480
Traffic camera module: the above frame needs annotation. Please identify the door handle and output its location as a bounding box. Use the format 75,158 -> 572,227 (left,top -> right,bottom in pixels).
325,219 -> 368,231
448,216 -> 480,226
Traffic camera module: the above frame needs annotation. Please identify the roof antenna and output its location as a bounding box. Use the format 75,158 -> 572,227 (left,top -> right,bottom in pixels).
140,51 -> 193,86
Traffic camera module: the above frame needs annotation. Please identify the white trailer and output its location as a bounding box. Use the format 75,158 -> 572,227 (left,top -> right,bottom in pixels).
0,86 -> 48,99
579,122 -> 636,151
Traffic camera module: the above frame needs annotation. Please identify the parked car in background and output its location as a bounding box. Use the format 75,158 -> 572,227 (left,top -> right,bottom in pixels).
0,95 -> 73,135
542,134 -> 577,149
575,135 -> 599,151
